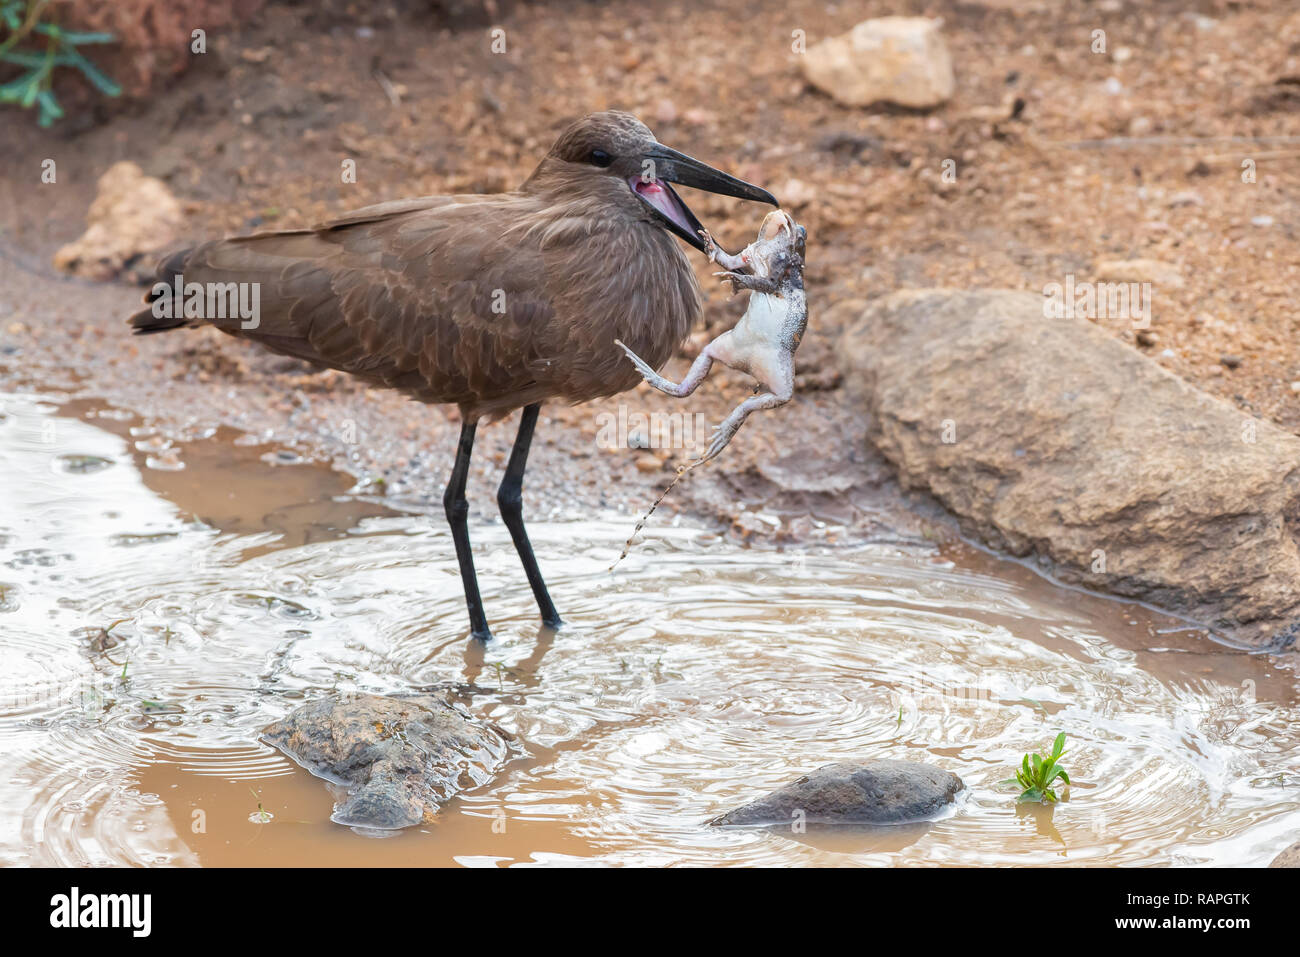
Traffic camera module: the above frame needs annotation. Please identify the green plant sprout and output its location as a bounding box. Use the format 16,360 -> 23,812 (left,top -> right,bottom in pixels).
1,0 -> 120,127
249,787 -> 271,823
1003,732 -> 1071,804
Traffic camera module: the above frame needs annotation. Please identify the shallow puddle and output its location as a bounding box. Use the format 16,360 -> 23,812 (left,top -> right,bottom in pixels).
0,392 -> 1296,866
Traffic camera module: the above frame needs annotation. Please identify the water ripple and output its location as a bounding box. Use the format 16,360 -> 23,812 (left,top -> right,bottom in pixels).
0,394 -> 1297,866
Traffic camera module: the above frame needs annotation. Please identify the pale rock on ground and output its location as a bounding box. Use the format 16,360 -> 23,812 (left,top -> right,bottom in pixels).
53,161 -> 183,282
837,289 -> 1300,650
801,17 -> 955,110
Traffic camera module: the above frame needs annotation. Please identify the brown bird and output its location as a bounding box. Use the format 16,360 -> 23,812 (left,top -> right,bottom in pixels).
129,111 -> 777,640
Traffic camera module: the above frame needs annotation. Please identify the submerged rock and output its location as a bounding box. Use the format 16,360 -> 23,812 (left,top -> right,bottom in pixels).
1271,841 -> 1300,867
837,289 -> 1300,649
710,760 -> 963,827
801,17 -> 955,110
261,692 -> 509,830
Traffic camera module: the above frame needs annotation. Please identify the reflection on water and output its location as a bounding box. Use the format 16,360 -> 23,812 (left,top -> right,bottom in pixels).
0,393 -> 1296,866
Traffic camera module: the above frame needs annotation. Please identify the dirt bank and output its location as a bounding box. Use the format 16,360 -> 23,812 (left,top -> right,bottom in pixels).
2,0 -> 1298,577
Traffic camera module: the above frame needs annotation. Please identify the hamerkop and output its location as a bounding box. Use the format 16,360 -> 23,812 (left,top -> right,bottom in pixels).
129,111 -> 777,640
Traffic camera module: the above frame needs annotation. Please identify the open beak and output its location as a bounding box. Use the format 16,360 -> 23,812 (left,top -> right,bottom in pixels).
630,144 -> 778,253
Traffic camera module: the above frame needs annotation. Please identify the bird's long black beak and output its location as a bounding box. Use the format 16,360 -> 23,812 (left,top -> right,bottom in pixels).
632,144 -> 778,253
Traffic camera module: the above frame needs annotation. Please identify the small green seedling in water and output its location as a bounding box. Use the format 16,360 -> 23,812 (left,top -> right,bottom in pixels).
249,787 -> 271,823
1003,732 -> 1070,804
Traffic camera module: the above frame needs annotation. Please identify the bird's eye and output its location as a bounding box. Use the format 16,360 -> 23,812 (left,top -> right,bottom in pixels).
589,149 -> 614,167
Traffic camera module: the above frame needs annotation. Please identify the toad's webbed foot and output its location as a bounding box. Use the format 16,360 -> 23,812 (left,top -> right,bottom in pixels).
615,338 -> 660,380
695,419 -> 742,466
615,338 -> 714,398
692,389 -> 792,466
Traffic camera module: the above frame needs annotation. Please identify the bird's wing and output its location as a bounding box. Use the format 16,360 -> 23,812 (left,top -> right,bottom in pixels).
130,196 -> 564,412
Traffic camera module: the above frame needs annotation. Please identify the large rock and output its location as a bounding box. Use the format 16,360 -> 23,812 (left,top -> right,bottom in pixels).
54,161 -> 183,282
802,17 -> 955,110
262,692 -> 509,830
710,760 -> 963,827
837,289 -> 1300,649
1271,841 -> 1300,867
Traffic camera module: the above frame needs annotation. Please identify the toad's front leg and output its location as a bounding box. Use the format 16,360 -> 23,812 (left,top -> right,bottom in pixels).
699,229 -> 749,271
615,338 -> 717,398
716,270 -> 780,296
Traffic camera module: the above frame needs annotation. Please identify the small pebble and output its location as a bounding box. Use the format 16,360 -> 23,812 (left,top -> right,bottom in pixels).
634,454 -> 661,473
1251,215 -> 1274,227
1136,330 -> 1159,347
1220,354 -> 1242,369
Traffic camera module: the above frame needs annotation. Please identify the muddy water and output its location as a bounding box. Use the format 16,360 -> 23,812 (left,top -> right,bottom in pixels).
1,392 -> 1297,867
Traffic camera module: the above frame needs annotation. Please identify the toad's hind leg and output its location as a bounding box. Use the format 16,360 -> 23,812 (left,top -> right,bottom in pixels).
694,391 -> 788,466
615,338 -> 716,398
694,361 -> 794,466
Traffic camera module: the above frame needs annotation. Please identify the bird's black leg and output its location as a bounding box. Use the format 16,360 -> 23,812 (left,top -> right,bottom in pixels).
444,417 -> 492,641
498,403 -> 563,628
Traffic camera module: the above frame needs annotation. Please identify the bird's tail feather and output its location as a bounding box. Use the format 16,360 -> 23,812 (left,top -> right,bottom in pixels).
127,246 -> 195,335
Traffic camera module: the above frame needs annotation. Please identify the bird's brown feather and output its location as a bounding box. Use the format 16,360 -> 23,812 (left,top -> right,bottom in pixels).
130,114 -> 702,422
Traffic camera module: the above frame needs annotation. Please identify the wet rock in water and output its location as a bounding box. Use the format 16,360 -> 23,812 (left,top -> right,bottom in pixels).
710,760 -> 963,827
1271,841 -> 1300,867
261,692 -> 509,830
801,17 -> 955,110
837,289 -> 1300,649
53,162 -> 183,283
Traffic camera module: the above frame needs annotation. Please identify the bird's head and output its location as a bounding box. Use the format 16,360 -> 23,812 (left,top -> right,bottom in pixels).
527,111 -> 777,253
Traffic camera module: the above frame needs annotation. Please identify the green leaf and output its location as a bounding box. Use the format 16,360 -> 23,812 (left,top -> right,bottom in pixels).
1052,732 -> 1066,758
0,50 -> 51,68
0,72 -> 36,100
61,45 -> 120,96
20,74 -> 39,108
32,24 -> 116,44
36,88 -> 62,122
